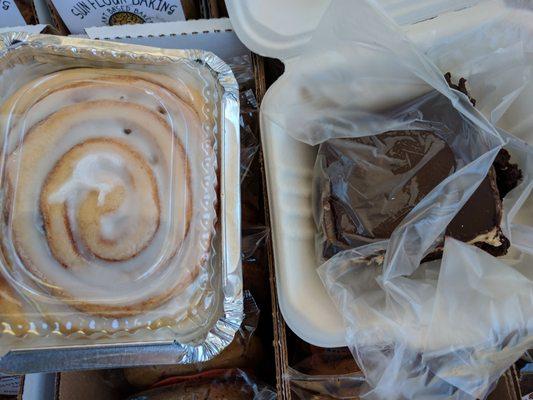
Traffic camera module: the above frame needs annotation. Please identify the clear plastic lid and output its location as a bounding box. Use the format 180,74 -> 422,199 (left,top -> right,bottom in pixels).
0,34 -> 241,366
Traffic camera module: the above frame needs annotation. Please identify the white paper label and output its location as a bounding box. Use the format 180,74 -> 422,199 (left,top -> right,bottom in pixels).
0,0 -> 26,28
0,375 -> 20,396
50,0 -> 186,34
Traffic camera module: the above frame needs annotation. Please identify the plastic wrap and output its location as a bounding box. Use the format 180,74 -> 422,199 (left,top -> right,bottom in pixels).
234,55 -> 269,304
0,33 -> 241,372
288,370 -> 363,399
240,92 -> 260,183
312,89 -> 516,262
123,291 -> 261,388
262,0 -> 533,399
127,368 -> 276,400
239,80 -> 266,252
229,54 -> 261,183
424,17 -> 531,125
230,55 -> 255,92
97,58 -> 271,393
285,343 -> 364,400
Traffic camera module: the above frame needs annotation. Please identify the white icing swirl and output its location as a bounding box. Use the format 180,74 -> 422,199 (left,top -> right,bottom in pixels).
0,69 -> 217,334
49,153 -> 129,207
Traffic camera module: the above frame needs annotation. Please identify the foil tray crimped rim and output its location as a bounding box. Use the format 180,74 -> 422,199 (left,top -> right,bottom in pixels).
0,32 -> 242,374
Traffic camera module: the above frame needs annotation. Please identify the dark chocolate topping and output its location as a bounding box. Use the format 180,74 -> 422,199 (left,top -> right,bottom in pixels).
318,131 -> 516,259
319,130 -> 455,254
493,148 -> 523,198
446,167 -> 502,242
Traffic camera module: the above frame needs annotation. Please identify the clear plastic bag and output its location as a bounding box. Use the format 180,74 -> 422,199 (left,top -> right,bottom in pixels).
229,54 -> 255,93
284,343 -> 365,400
127,368 -> 276,400
312,89 -> 516,262
287,368 -> 364,400
262,0 -> 533,399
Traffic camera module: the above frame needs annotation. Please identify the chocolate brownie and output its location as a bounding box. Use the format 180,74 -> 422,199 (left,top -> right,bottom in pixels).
318,130 -> 518,259
493,148 -> 523,198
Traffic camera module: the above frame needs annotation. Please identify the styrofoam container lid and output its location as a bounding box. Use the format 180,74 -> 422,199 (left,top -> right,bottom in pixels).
226,0 -> 482,60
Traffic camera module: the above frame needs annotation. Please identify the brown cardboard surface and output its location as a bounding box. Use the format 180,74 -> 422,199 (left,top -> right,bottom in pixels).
13,0 -> 38,25
487,367 -> 522,400
16,375 -> 24,400
43,0 -> 68,35
58,371 -> 118,400
53,366 -> 522,400
252,53 -> 292,400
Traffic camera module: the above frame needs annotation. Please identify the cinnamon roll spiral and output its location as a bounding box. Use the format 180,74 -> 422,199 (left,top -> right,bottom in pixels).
0,68 -> 217,335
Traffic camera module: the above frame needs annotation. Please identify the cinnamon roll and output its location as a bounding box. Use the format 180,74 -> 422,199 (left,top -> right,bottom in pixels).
0,68 -> 217,335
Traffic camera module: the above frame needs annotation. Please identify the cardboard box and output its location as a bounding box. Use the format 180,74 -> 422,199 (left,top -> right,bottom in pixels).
41,0 -> 202,35
0,0 -> 59,34
0,374 -> 22,397
56,372 -> 115,400
0,24 -> 49,34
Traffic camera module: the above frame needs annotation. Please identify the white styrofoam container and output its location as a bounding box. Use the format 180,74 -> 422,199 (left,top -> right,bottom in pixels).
226,0 -> 532,347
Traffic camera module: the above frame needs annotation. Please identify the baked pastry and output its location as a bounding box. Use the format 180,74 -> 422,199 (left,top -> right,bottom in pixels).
0,68 -> 217,336
317,131 -> 520,259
